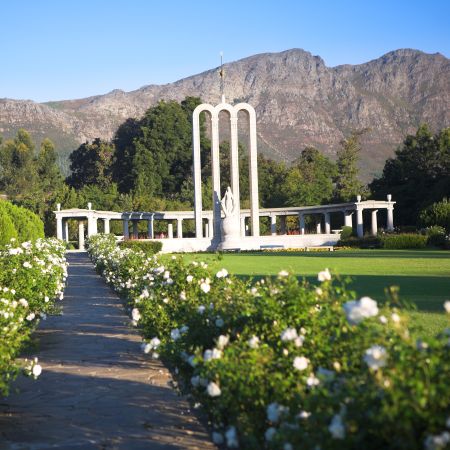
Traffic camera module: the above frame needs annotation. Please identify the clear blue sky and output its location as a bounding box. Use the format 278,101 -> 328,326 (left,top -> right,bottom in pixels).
1,0 -> 448,102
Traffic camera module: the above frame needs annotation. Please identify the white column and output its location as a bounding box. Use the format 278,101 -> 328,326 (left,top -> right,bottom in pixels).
387,207 -> 394,231
211,116 -> 221,241
240,216 -> 246,237
87,216 -> 97,237
270,215 -> 277,236
192,109 -> 203,237
371,210 -> 378,236
123,219 -> 130,239
230,115 -> 240,220
168,223 -> 174,239
299,214 -> 305,235
63,219 -> 69,242
316,216 -> 322,234
208,218 -> 214,239
78,221 -> 85,250
56,217 -> 63,240
247,108 -> 260,237
324,212 -> 331,234
104,218 -> 110,234
177,218 -> 183,239
147,216 -> 154,239
204,222 -> 209,238
132,221 -> 139,239
356,208 -> 364,238
280,216 -> 287,235
344,211 -> 353,228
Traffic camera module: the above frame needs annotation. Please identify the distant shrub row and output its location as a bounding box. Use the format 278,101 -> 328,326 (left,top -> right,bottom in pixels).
118,239 -> 163,255
338,233 -> 429,249
0,201 -> 44,247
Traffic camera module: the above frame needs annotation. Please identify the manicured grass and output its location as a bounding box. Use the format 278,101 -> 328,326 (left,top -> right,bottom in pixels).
179,249 -> 450,336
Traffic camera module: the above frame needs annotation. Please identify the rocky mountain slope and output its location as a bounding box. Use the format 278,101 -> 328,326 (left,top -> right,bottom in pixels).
1,48 -> 448,179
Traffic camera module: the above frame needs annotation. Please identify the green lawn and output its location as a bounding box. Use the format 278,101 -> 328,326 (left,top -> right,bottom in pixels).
179,249 -> 450,336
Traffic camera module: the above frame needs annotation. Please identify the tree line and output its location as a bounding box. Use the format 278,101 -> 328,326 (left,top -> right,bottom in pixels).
0,96 -> 448,236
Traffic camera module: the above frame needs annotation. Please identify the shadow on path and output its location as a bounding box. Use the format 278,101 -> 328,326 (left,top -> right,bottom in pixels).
0,252 -> 216,450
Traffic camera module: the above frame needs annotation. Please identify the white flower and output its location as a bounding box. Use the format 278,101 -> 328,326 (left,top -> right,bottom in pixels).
170,328 -> 181,341
294,336 -> 305,347
265,427 -> 277,441
216,268 -> 229,278
26,312 -> 36,321
306,374 -> 320,387
315,287 -> 323,296
278,270 -> 289,277
32,364 -> 42,378
44,296 -> 50,303
293,356 -> 309,371
186,275 -> 194,283
206,381 -> 221,397
131,308 -> 141,322
179,291 -> 187,301
141,342 -> 152,354
225,426 -> 239,448
391,312 -> 401,323
18,298 -> 28,308
267,402 -> 289,423
215,317 -> 224,327
318,268 -> 331,282
343,296 -> 379,325
203,348 -> 222,361
197,305 -> 206,314
248,335 -> 260,349
297,410 -> 311,419
424,432 -> 450,450
281,327 -> 298,341
363,345 -> 388,370
379,315 -> 388,324
23,261 -> 32,269
150,337 -> 161,348
180,325 -> 189,334
212,432 -> 224,445
216,335 -> 229,349
328,414 -> 345,439
200,282 -> 211,293
444,301 -> 450,314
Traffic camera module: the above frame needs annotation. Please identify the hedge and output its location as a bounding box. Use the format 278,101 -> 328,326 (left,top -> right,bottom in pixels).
118,239 -> 163,255
380,233 -> 428,249
87,233 -> 450,450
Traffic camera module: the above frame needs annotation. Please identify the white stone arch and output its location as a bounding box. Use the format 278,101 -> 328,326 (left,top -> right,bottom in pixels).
192,101 -> 260,241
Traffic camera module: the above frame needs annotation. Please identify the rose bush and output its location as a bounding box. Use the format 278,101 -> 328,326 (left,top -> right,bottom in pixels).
88,234 -> 450,450
0,238 -> 67,396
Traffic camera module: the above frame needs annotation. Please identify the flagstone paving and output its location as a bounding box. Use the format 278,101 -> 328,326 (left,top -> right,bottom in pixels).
0,252 -> 216,450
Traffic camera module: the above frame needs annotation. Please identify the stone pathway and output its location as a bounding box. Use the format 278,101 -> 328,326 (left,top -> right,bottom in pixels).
0,253 -> 216,450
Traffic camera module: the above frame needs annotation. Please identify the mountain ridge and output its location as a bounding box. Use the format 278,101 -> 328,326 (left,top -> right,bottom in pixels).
0,48 -> 448,178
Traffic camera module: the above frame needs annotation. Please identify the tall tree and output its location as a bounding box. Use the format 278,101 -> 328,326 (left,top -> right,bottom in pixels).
282,147 -> 336,206
370,125 -> 450,225
334,130 -> 367,202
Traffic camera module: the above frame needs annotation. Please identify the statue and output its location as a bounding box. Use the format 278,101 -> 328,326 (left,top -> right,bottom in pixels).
219,187 -> 241,250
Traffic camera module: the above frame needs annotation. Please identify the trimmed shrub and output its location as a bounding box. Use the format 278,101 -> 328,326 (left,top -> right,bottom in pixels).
380,233 -> 427,249
337,236 -> 382,248
0,210 -> 18,246
424,226 -> 447,248
339,225 -> 353,240
0,201 -> 44,243
119,239 -> 163,255
419,198 -> 450,232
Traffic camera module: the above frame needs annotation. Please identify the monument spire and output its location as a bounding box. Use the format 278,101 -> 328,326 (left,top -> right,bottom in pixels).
219,51 -> 225,103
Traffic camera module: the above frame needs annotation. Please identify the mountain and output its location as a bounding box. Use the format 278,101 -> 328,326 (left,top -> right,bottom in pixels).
0,48 -> 449,179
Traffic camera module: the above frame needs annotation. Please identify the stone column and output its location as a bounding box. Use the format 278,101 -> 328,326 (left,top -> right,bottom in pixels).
63,219 -> 69,242
240,216 -> 246,237
324,212 -> 331,234
344,211 -> 353,228
87,216 -> 97,237
132,221 -> 139,239
230,115 -> 240,220
123,219 -> 130,240
315,216 -> 322,234
104,218 -> 110,234
204,222 -> 209,238
208,218 -> 214,239
192,108 -> 203,238
78,221 -> 85,250
247,108 -> 260,237
168,223 -> 174,239
280,216 -> 287,235
177,218 -> 183,239
387,207 -> 394,231
299,214 -> 305,235
211,116 -> 221,241
371,210 -> 378,236
270,215 -> 277,236
147,216 -> 154,239
356,208 -> 364,238
56,216 -> 63,240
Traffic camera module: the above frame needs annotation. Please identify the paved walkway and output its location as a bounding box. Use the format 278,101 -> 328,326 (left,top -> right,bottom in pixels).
0,253 -> 216,450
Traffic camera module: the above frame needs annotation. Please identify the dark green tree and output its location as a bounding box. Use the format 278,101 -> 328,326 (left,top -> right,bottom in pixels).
370,125 -> 450,225
334,130 -> 368,202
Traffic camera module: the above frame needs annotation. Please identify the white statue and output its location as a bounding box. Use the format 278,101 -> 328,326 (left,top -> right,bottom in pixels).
219,187 -> 240,249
